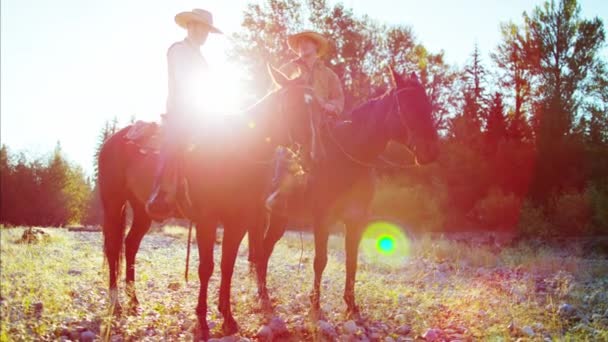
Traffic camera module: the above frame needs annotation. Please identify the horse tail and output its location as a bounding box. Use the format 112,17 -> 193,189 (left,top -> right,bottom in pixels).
98,126 -> 131,288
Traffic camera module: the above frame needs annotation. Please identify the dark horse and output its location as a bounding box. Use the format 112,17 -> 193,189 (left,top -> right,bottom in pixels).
97,69 -> 314,340
254,68 -> 440,319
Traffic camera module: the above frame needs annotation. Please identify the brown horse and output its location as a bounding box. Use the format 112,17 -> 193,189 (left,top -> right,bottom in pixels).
97,69 -> 314,340
254,68 -> 440,319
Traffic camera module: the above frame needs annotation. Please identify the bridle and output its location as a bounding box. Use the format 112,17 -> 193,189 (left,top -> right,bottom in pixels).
389,86 -> 415,149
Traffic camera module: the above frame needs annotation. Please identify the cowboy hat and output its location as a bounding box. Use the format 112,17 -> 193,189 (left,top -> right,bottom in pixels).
287,31 -> 330,57
175,9 -> 222,34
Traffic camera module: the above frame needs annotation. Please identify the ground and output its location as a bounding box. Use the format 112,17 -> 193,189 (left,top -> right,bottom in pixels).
1,226 -> 607,341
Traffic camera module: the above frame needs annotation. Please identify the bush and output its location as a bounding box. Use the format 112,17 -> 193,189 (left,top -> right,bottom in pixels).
371,177 -> 446,231
549,190 -> 592,235
518,200 -> 551,237
470,188 -> 522,228
587,183 -> 608,234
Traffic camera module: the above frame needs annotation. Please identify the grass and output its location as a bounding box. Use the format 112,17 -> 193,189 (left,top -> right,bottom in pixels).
1,226 -> 607,341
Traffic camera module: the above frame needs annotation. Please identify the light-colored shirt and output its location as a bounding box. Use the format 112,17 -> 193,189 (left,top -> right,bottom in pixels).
166,38 -> 208,117
279,58 -> 345,116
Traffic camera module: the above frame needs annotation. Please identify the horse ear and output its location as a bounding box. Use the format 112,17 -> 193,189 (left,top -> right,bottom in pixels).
410,71 -> 420,83
267,63 -> 289,88
389,66 -> 405,89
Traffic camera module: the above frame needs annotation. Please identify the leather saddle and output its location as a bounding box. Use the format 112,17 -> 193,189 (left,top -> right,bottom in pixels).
125,120 -> 162,154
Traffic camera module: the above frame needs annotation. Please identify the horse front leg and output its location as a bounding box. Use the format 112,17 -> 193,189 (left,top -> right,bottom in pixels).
344,218 -> 365,320
102,201 -> 126,316
310,213 -> 330,318
194,219 -> 217,341
256,213 -> 288,312
217,221 -> 247,336
124,201 -> 151,315
247,208 -> 266,272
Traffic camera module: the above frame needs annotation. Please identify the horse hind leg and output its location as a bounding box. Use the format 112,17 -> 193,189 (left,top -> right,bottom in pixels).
102,198 -> 127,316
124,199 -> 152,315
194,219 -> 217,341
218,221 -> 247,336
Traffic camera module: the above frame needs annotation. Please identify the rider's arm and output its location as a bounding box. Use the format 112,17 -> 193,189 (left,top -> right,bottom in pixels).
326,70 -> 345,116
167,44 -> 193,115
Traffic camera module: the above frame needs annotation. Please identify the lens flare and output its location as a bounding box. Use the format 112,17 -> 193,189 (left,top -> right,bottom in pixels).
361,221 -> 410,266
377,235 -> 396,254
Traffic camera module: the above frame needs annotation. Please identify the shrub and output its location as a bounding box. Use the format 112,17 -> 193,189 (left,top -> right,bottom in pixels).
518,200 -> 551,237
371,177 -> 446,232
586,183 -> 608,234
470,188 -> 522,228
550,190 -> 592,235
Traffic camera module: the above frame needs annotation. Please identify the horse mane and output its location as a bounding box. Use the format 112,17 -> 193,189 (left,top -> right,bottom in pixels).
349,89 -> 393,126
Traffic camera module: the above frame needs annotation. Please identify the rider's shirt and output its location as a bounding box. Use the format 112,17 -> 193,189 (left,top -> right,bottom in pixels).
166,38 -> 209,118
279,58 -> 345,116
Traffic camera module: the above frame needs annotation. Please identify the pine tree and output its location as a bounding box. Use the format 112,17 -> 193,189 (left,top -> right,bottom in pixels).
524,0 -> 606,201
486,92 -> 508,150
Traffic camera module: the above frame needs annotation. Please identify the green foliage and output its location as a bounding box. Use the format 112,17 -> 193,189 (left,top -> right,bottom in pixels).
587,183 -> 608,233
471,188 -> 522,229
371,176 -> 446,231
0,144 -> 91,226
518,200 -> 551,237
231,0 -> 456,119
549,190 -> 592,235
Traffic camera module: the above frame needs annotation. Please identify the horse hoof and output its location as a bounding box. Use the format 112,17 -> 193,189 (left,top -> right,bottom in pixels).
110,303 -> 123,317
261,299 -> 274,313
127,304 -> 142,316
194,325 -> 210,341
308,308 -> 326,321
346,310 -> 362,322
222,318 -> 239,336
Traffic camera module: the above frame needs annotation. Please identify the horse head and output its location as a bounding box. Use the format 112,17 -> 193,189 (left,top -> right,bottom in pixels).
265,64 -> 316,148
388,67 -> 439,165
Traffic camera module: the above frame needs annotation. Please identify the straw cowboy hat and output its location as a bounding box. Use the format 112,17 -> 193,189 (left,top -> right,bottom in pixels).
175,9 -> 222,34
288,31 -> 330,57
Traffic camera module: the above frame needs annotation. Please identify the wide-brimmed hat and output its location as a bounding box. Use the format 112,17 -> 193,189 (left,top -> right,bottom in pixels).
175,9 -> 222,34
287,31 -> 330,57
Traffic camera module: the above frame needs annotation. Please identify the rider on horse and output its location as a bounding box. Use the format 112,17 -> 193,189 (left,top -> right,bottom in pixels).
146,9 -> 222,220
265,31 -> 345,212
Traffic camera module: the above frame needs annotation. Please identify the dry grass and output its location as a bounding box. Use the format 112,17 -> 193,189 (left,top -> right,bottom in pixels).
1,227 -> 607,341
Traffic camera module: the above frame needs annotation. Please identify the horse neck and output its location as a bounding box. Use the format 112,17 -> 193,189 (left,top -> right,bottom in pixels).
346,91 -> 395,159
241,91 -> 284,154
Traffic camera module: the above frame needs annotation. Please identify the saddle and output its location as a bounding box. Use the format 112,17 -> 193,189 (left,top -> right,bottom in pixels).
125,120 -> 162,154
125,120 -> 193,219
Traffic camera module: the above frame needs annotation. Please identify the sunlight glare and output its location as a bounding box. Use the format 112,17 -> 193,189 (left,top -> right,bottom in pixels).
198,61 -> 249,116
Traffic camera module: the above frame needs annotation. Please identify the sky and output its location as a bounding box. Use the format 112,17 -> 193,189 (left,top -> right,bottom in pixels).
2,0 -> 607,176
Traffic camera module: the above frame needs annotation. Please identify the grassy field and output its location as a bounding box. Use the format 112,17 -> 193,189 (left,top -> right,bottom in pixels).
1,226 -> 607,341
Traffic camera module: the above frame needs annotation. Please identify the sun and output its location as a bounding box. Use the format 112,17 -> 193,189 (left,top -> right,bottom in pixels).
200,61 -> 249,116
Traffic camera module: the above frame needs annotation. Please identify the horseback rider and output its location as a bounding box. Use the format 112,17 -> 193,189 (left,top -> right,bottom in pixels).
146,9 -> 222,220
265,31 -> 345,212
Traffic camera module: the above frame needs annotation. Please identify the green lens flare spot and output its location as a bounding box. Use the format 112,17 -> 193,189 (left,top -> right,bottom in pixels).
377,235 -> 396,254
361,221 -> 411,266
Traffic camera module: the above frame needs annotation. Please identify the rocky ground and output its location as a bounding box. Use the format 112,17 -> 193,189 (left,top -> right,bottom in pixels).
1,226 -> 607,341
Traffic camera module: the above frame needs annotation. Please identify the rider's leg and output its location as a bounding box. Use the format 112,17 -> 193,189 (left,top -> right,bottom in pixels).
146,117 -> 180,220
